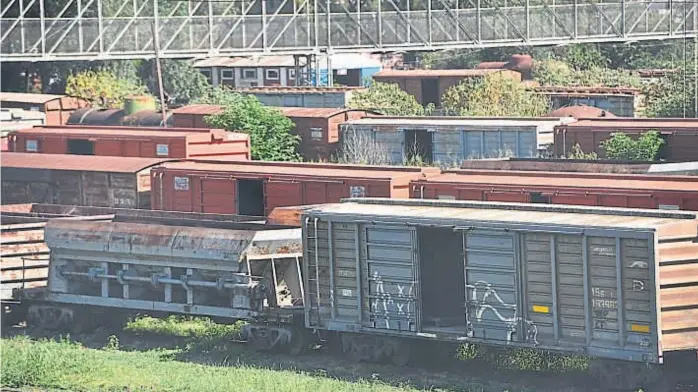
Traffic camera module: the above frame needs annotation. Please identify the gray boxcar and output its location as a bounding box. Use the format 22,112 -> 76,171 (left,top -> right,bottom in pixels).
301,198 -> 698,373
339,117 -> 575,166
1,153 -> 171,209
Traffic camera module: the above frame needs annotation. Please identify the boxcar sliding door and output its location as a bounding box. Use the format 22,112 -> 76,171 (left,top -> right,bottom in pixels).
361,224 -> 419,332
462,229 -> 521,342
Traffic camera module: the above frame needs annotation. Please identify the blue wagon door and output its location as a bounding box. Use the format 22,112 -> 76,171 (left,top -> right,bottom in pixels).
362,224 -> 419,332
464,229 -> 521,342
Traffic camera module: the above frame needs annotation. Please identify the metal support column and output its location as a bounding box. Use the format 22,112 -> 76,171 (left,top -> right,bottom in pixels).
19,0 -> 25,53
38,0 -> 46,55
262,0 -> 268,51
427,0 -> 432,46
77,0 -> 83,52
97,0 -> 104,54
377,0 -> 383,46
208,0 -> 213,51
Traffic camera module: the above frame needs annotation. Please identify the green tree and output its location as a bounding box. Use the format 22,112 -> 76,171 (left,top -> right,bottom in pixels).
199,88 -> 301,161
140,60 -> 210,106
348,81 -> 425,116
442,73 -> 550,117
532,59 -> 575,86
644,65 -> 697,118
65,69 -> 150,108
601,131 -> 665,161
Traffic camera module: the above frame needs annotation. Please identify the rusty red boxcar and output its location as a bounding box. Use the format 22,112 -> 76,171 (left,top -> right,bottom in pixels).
0,92 -> 89,125
411,169 -> 698,210
553,118 -> 698,161
8,125 -> 250,160
151,160 -> 436,215
171,104 -> 372,161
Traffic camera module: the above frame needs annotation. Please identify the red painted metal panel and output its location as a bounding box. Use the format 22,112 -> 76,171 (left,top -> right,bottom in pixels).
199,178 -> 236,214
94,140 -> 123,156
550,194 -> 598,206
122,141 -> 141,157
265,181 -> 302,214
41,136 -> 67,154
485,191 -> 530,203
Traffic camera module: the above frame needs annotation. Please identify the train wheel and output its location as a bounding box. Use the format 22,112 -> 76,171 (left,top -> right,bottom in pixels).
247,327 -> 277,352
286,327 -> 307,356
27,305 -> 69,331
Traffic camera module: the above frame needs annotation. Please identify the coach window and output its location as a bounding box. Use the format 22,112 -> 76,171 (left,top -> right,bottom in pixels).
243,69 -> 257,80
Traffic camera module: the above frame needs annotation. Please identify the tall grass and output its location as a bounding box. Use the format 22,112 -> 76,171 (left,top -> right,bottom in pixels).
1,336 -> 427,392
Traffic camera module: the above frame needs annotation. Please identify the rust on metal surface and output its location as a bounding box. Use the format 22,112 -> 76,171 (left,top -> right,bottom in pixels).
545,105 -> 617,118
415,169 -> 698,192
560,118 -> 698,130
2,152 -> 174,173
171,104 -> 225,116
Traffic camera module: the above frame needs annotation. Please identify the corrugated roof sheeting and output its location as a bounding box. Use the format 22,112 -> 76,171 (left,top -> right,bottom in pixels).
564,118 -> 698,129
159,160 -> 428,179
1,152 -> 175,173
343,116 -> 572,128
423,169 -> 698,192
309,198 -> 697,230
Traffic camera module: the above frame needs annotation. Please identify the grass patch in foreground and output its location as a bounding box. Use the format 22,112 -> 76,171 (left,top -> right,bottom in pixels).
125,315 -> 242,339
1,336 -> 430,392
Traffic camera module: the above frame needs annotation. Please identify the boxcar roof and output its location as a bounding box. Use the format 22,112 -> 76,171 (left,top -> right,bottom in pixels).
306,198 -> 698,230
10,126 -> 208,138
342,117 -> 567,128
417,170 -> 698,192
1,152 -> 174,173
158,160 -> 431,179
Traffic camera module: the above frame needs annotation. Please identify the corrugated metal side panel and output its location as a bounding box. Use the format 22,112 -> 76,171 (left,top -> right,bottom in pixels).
658,233 -> 698,351
199,177 -> 236,214
332,222 -> 361,321
1,223 -> 49,300
305,219 -> 332,327
266,181 -> 302,215
376,129 -> 404,164
52,171 -> 83,205
465,230 -> 518,342
363,224 -> 418,332
432,130 -> 462,165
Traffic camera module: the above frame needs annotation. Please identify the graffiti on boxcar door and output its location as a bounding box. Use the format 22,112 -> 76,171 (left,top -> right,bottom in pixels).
466,280 -> 538,344
371,270 -> 413,329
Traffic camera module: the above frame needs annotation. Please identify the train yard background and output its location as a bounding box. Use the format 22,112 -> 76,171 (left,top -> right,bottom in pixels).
3,37 -> 698,392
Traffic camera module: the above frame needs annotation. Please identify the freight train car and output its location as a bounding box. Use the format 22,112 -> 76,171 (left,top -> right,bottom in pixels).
8,206 -> 305,350
411,169 -> 698,210
1,153 -> 175,209
0,203 -> 263,321
302,198 -> 698,389
150,161 -> 436,216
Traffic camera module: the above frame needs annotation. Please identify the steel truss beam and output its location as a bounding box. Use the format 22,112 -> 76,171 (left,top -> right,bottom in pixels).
1,0 -> 695,61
